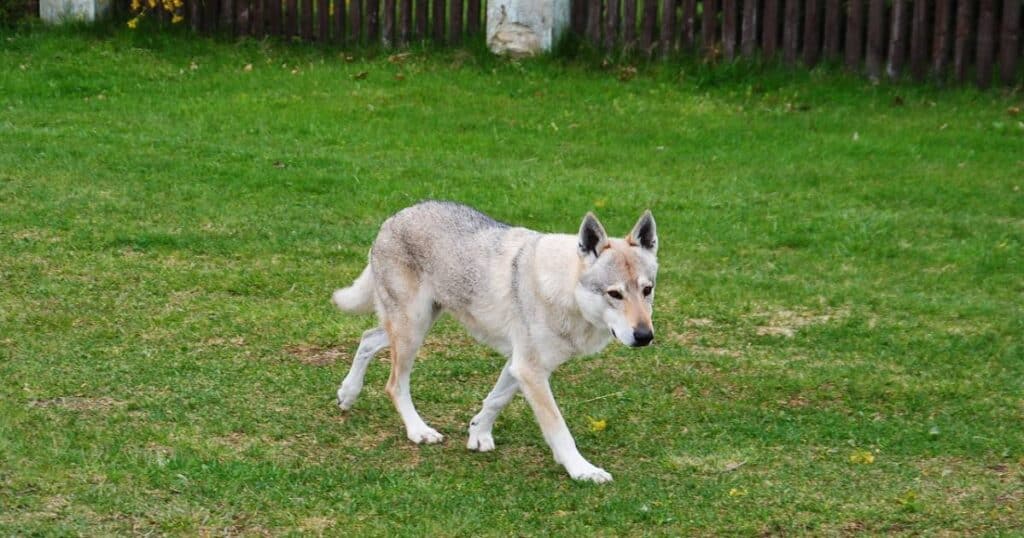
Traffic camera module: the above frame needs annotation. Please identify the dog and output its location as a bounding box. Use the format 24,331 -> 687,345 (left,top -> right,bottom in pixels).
331,200 -> 658,483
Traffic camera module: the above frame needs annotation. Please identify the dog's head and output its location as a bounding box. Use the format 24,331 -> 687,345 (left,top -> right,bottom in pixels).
574,210 -> 659,347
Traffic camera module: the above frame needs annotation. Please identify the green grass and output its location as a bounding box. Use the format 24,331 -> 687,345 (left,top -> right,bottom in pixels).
1,25 -> 1022,536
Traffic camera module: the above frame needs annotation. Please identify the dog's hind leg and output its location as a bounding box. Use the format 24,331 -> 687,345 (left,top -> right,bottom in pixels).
382,294 -> 444,445
467,363 -> 518,452
337,327 -> 389,410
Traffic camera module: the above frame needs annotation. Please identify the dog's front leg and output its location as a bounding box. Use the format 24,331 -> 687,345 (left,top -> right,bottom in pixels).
511,359 -> 612,483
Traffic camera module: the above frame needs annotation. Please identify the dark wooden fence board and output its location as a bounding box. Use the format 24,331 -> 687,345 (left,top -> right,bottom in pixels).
865,0 -> 885,80
318,0 -> 329,41
954,0 -> 974,83
466,0 -> 480,36
681,0 -> 696,49
431,0 -> 444,42
587,0 -> 602,46
823,0 -> 841,60
623,0 -> 637,49
782,0 -> 799,65
605,0 -> 620,49
722,0 -> 738,60
448,0 -> 462,43
703,0 -> 718,54
803,0 -> 821,66
975,0 -> 996,89
741,0 -> 758,57
414,0 -> 426,39
1001,0 -> 1022,85
845,0 -> 864,69
641,0 -> 658,54
763,0 -> 780,57
909,0 -> 928,81
886,0 -> 908,79
661,0 -> 676,55
933,0 -> 953,76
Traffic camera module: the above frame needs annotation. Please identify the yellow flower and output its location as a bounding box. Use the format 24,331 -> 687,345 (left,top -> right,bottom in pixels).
586,416 -> 607,432
147,0 -> 156,8
728,487 -> 748,497
127,17 -> 139,28
171,14 -> 183,23
130,0 -> 140,11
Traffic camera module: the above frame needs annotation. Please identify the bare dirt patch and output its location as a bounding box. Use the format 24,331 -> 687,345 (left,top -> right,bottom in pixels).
28,396 -> 126,411
285,344 -> 348,366
753,306 -> 849,338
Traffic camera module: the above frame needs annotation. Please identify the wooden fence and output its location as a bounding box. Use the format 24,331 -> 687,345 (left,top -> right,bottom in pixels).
573,0 -> 1023,87
23,1 -> 1024,87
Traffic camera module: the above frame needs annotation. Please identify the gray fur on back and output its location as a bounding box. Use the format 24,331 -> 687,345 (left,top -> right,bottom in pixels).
370,200 -> 524,312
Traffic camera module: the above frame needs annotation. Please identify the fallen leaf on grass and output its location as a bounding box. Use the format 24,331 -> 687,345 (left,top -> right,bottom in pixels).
352,71 -> 369,80
728,487 -> 747,497
850,449 -> 875,464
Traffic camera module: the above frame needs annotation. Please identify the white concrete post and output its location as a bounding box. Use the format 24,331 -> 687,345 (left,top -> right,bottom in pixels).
40,0 -> 111,23
487,0 -> 570,57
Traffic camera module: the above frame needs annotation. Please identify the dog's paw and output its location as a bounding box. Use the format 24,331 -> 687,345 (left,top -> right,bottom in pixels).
466,431 -> 495,452
566,462 -> 613,484
407,426 -> 444,445
336,385 -> 359,411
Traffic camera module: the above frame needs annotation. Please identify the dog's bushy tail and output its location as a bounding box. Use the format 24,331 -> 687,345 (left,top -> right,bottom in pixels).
332,264 -> 375,314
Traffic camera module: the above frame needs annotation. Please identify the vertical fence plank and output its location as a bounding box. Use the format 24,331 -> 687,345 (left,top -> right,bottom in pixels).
268,0 -> 281,35
703,0 -> 719,54
661,0 -> 676,55
432,0 -> 444,42
845,0 -> 864,69
1001,0 -> 1021,85
741,0 -> 758,57
886,0 -> 908,79
954,0 -> 973,83
188,0 -> 201,31
681,0 -> 696,50
823,0 -> 840,60
722,0 -> 738,59
366,0 -> 379,41
586,0 -> 602,46
763,0 -> 780,58
623,0 -> 637,50
932,0 -> 953,77
204,0 -> 218,32
414,0 -> 426,38
334,0 -> 346,42
382,0 -> 394,44
803,0 -> 821,66
317,0 -> 329,40
782,0 -> 799,65
909,0 -> 928,81
301,0 -> 312,39
865,0 -> 884,80
349,0 -> 362,44
222,0 -> 235,34
975,0 -> 996,89
285,0 -> 297,36
466,0 -> 479,36
572,0 -> 587,35
605,0 -> 620,49
253,0 -> 264,36
641,0 -> 658,54
448,0 -> 462,43
399,0 -> 411,43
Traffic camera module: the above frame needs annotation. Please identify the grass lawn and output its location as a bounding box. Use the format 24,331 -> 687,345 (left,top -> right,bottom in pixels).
1,24 -> 1022,536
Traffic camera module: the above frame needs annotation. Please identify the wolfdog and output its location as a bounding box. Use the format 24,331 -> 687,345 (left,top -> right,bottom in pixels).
331,201 -> 658,482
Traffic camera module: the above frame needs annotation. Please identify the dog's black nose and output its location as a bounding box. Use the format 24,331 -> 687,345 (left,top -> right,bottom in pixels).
632,328 -> 654,347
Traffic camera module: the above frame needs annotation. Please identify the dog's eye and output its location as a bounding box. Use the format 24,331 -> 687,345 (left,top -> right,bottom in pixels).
606,290 -> 623,300
643,286 -> 653,297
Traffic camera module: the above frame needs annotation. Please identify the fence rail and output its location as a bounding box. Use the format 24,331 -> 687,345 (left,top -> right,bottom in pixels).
20,1 -> 1024,87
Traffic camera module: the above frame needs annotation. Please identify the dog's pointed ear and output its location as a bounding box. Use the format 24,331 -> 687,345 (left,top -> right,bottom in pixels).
628,210 -> 657,253
578,212 -> 609,260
